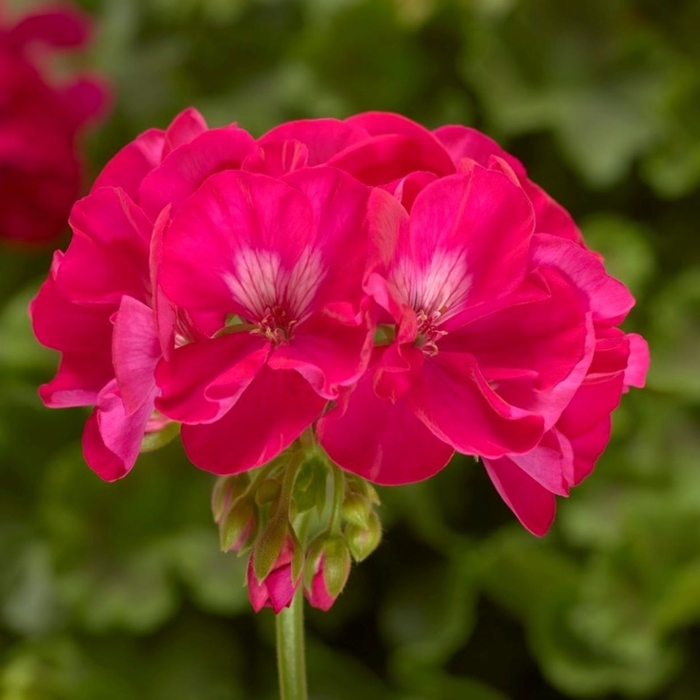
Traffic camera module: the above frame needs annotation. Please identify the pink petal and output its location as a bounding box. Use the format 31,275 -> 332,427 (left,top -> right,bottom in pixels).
318,368 -> 454,485
58,77 -> 110,126
113,296 -> 160,416
155,333 -> 269,424
531,233 -> 635,325
522,179 -> 585,244
57,188 -> 151,306
327,133 -> 453,187
482,456 -> 557,536
83,380 -> 158,482
31,253 -> 114,406
162,107 -> 208,157
507,429 -> 572,496
411,351 -> 545,458
283,166 -> 370,309
443,267 -> 594,428
258,118 -> 368,165
180,367 -> 326,475
160,170 -> 313,318
624,333 -> 650,389
268,305 -> 372,399
138,125 -> 256,220
148,207 -> 177,359
390,171 -> 438,212
91,129 -> 166,202
8,7 -> 90,48
433,124 -> 526,177
402,166 -> 534,311
243,140 -> 309,176
567,417 -> 612,486
345,111 -> 455,175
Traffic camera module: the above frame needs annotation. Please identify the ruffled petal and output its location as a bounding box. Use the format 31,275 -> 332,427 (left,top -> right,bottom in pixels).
155,333 -> 269,424
162,107 -> 208,157
318,370 -> 454,485
531,233 -> 635,325
259,118 -> 368,165
411,351 -> 544,458
268,305 -> 372,399
180,367 -> 326,475
138,125 -> 257,220
57,188 -> 151,305
482,456 -> 557,536
91,129 -> 166,202
113,296 -> 160,416
433,124 -> 526,177
82,380 -> 158,482
624,333 -> 650,389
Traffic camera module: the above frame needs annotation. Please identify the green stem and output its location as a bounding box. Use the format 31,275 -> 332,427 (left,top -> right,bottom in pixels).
275,589 -> 308,700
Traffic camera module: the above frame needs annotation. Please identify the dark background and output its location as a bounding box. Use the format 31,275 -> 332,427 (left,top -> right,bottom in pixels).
1,0 -> 699,698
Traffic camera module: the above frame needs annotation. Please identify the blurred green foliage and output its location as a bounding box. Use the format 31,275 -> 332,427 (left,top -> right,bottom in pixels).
2,0 -> 700,697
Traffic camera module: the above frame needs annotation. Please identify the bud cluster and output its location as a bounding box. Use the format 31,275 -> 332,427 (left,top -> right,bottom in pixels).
212,438 -> 383,614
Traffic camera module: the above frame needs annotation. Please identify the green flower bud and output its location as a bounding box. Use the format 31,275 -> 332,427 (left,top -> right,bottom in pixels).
341,492 -> 373,529
346,509 -> 382,562
255,477 -> 282,506
219,497 -> 258,553
304,535 -> 352,611
211,474 -> 249,524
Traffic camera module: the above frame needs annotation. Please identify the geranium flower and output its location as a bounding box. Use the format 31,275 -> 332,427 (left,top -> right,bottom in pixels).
0,2 -> 107,244
155,166 -> 373,475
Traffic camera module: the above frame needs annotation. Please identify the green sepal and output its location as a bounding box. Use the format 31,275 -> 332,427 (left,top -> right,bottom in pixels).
219,497 -> 257,552
139,421 -> 180,453
346,509 -> 382,562
322,536 -> 352,599
252,515 -> 289,583
294,454 -> 331,515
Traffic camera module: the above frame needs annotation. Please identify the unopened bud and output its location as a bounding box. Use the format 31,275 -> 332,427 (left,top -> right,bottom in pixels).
304,535 -> 351,611
346,509 -> 382,562
255,477 -> 282,506
341,492 -> 373,529
247,535 -> 300,614
211,474 -> 249,524
219,498 -> 257,553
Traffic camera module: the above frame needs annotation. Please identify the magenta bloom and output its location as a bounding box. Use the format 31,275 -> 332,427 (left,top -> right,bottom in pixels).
31,107 -> 648,540
0,3 -> 107,244
155,166 -> 372,474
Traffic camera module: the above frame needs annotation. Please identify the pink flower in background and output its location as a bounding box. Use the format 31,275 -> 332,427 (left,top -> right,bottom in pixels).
0,2 -> 108,244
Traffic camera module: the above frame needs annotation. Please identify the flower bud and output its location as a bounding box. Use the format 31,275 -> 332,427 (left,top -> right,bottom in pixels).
341,492 -> 373,529
211,474 -> 249,524
247,535 -> 300,613
346,509 -> 382,562
304,535 -> 351,611
219,497 -> 257,553
255,477 -> 282,506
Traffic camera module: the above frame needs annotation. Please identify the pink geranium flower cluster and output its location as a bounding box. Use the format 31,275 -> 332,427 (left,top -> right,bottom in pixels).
31,109 -> 649,537
0,2 -> 107,244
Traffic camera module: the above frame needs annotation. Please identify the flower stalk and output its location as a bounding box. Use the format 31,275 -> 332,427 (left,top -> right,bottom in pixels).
275,588 -> 308,700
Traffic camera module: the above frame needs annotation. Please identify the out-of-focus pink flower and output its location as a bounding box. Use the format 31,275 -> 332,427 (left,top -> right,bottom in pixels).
247,536 -> 299,613
155,166 -> 373,475
0,3 -> 108,244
